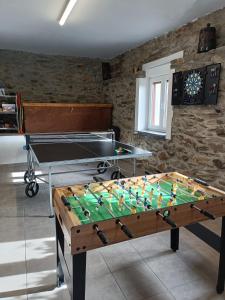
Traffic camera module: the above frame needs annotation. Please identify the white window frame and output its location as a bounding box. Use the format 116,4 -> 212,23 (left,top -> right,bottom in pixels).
135,51 -> 183,139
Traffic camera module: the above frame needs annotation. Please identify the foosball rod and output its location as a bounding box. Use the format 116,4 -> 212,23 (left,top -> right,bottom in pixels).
158,177 -> 199,200
190,204 -> 215,220
156,211 -> 177,228
147,178 -> 216,222
144,177 -> 215,222
86,183 -> 133,239
116,179 -> 151,209
163,174 -> 211,198
67,187 -> 109,245
126,179 -> 177,228
144,177 -> 215,220
92,179 -> 133,212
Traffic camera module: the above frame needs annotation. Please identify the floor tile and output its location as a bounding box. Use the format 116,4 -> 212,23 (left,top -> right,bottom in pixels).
25,217 -> 56,292
0,206 -> 25,217
86,273 -> 126,300
145,251 -> 202,289
25,237 -> 56,274
0,273 -> 27,298
0,136 -> 26,165
0,217 -> 25,242
27,286 -> 69,300
24,189 -> 51,217
170,277 -> 225,300
145,293 -> 175,300
24,217 -> 55,240
3,296 -> 28,300
86,249 -> 111,279
100,241 -> 143,272
0,240 -> 26,277
176,247 -> 219,282
26,269 -> 57,293
112,262 -> 168,300
130,233 -> 171,260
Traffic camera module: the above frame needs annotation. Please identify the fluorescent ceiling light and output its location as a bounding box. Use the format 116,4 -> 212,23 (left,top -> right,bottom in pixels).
59,0 -> 78,26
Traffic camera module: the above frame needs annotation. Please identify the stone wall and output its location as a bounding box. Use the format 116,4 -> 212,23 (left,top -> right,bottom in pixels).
0,50 -> 103,103
103,7 -> 225,189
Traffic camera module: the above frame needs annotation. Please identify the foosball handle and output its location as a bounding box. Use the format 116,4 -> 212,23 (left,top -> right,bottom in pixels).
164,216 -> 177,228
194,178 -> 209,186
121,224 -> 133,238
93,176 -> 104,182
96,230 -> 108,245
61,196 -> 71,211
201,209 -> 215,220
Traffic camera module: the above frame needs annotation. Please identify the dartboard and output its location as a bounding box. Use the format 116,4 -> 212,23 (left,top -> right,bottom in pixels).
172,64 -> 221,105
185,72 -> 203,96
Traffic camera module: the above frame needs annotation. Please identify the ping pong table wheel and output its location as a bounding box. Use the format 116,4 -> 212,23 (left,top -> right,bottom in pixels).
97,162 -> 108,174
24,170 -> 35,183
25,181 -> 39,198
111,171 -> 125,180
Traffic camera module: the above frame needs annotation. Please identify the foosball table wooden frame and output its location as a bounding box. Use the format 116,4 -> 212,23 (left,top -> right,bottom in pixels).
53,172 -> 225,300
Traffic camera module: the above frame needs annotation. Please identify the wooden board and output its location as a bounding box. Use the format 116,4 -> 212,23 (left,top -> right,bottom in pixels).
23,102 -> 113,133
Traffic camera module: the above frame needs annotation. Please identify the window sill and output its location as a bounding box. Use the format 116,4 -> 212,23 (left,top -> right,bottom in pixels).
135,130 -> 166,139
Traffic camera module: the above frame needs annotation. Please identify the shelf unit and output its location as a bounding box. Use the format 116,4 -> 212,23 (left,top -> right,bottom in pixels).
0,94 -> 22,134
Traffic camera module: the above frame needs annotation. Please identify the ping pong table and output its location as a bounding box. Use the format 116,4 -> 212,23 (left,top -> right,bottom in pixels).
23,131 -> 152,216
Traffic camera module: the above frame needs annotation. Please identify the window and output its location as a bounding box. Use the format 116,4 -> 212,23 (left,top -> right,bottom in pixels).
149,77 -> 169,132
135,51 -> 183,139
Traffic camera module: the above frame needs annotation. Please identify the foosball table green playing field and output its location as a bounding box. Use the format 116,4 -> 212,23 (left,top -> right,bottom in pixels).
53,172 -> 225,300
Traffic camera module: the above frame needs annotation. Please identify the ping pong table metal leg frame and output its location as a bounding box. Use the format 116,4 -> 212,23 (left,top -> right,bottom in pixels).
24,144 -> 36,183
24,157 -> 135,196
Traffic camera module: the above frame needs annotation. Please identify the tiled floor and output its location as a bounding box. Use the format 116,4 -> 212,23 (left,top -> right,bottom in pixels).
0,162 -> 224,300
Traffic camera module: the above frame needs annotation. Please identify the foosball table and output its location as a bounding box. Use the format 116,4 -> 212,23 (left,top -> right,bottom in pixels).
53,172 -> 225,300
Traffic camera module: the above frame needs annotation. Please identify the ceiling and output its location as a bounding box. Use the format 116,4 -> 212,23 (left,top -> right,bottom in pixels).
0,0 -> 224,59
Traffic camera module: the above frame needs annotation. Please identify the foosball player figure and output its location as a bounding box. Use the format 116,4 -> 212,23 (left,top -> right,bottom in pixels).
131,205 -> 137,214
96,195 -> 104,210
157,181 -> 161,192
142,182 -> 146,196
144,197 -> 151,210
157,193 -> 163,206
198,193 -> 205,201
191,184 -> 199,195
187,178 -> 193,191
149,188 -> 154,201
109,187 -> 113,199
136,192 -> 140,204
167,197 -> 173,207
84,186 -> 88,196
171,188 -> 176,197
108,188 -> 113,209
119,194 -> 125,211
172,181 -> 178,193
142,176 -> 147,182
128,186 -> 132,199
172,194 -> 177,204
121,182 -> 125,191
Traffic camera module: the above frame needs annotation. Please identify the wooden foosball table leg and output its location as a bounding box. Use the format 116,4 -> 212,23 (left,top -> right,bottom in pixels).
217,216 -> 225,294
170,228 -> 179,252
